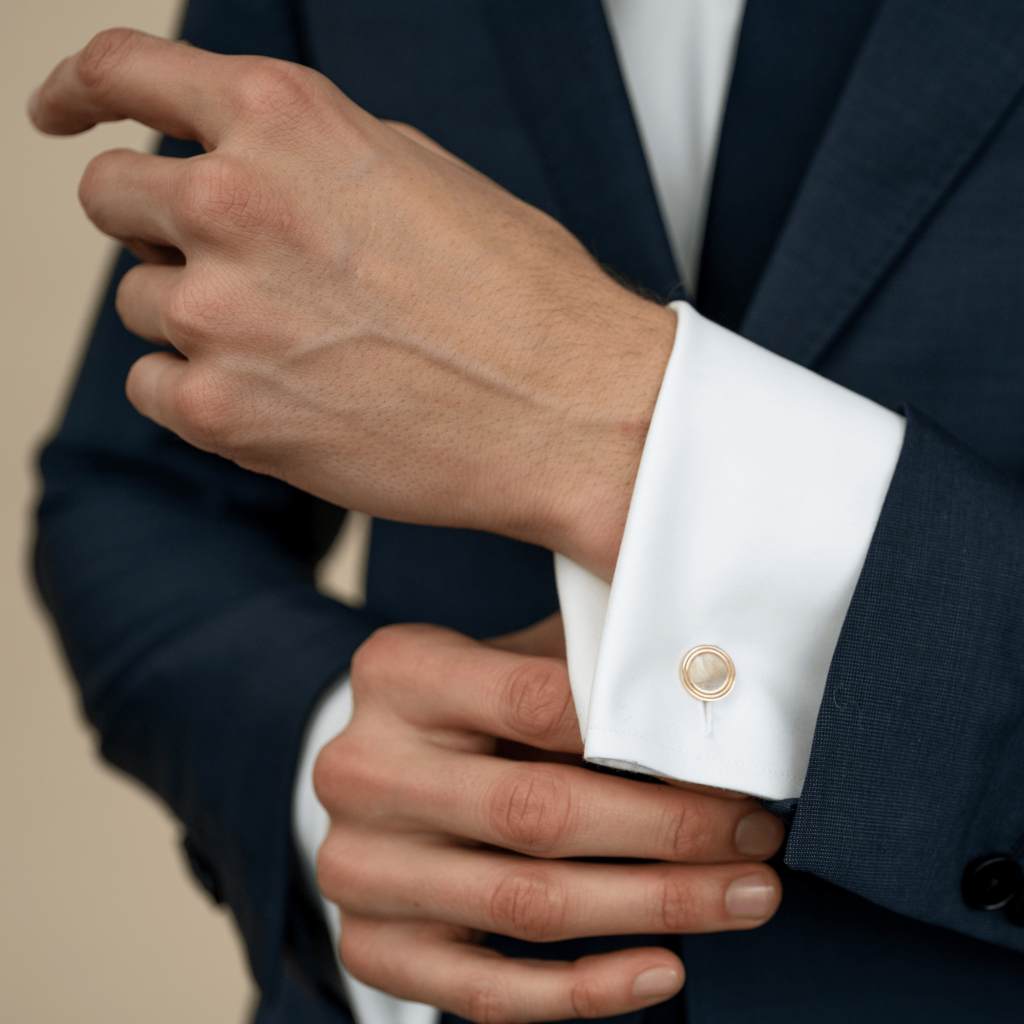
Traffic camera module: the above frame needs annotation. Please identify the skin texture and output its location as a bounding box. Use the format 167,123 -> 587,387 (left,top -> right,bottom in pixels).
30,31 -> 785,1020
314,618 -> 782,1022
29,28 -> 680,581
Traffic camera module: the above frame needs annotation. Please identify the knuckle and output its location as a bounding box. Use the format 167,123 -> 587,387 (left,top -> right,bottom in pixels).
658,871 -> 699,932
316,832 -> 374,911
486,766 -> 573,854
336,928 -> 364,972
162,276 -> 220,344
314,832 -> 350,903
337,924 -> 382,983
78,28 -> 138,92
349,624 -> 442,698
489,865 -> 568,942
114,267 -> 144,325
160,279 -> 198,339
178,156 -> 267,235
233,58 -> 320,127
311,733 -> 361,811
663,801 -> 712,861
174,365 -> 241,449
500,659 -> 573,744
385,120 -> 431,148
461,978 -> 514,1024
310,730 -> 394,827
77,150 -> 114,210
350,625 -> 408,692
568,977 -> 606,1020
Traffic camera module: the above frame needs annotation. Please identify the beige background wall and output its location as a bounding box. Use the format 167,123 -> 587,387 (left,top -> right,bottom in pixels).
0,2 -> 299,1020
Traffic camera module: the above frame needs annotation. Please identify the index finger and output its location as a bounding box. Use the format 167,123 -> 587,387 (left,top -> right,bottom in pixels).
28,28 -> 234,146
351,624 -> 584,754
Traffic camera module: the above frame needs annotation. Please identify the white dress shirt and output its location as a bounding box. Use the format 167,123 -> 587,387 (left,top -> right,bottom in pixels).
294,0 -> 906,1018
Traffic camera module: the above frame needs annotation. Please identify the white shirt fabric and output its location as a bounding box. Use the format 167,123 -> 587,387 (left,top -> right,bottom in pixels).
557,303 -> 904,801
602,0 -> 746,292
293,0 -> 907,1017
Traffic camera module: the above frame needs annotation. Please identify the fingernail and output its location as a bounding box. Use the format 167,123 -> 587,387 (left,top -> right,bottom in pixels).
734,810 -> 783,856
27,87 -> 40,120
725,874 -> 778,919
632,966 -> 682,999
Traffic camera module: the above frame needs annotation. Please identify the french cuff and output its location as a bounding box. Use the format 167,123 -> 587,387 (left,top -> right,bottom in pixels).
292,676 -> 440,1024
556,300 -> 905,801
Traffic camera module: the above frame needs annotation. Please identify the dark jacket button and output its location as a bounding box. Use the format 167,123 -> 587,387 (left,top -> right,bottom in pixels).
962,855 -> 1022,911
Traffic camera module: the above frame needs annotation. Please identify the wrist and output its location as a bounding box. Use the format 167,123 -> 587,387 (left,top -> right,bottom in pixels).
526,292 -> 677,580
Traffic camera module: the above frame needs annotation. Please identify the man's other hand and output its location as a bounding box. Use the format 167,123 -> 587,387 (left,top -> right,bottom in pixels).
313,622 -> 783,1023
29,29 -> 678,580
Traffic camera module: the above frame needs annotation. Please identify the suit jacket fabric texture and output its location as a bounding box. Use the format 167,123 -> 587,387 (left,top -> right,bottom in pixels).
32,0 -> 1024,1020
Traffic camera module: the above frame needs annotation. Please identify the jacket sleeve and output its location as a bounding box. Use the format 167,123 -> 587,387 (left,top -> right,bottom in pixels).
785,410 -> 1024,955
32,1 -> 380,998
35,235 -> 379,995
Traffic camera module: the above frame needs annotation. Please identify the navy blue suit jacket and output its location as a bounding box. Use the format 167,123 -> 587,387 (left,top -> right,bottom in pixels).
35,1 -> 1024,1020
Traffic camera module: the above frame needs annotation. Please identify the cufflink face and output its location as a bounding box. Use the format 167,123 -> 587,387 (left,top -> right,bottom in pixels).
680,646 -> 735,701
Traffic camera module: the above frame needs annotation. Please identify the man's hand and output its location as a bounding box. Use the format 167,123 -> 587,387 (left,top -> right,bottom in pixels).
314,623 -> 784,1023
29,29 -> 677,580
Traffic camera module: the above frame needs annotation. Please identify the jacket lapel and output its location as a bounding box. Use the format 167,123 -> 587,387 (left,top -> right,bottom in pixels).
477,0 -> 680,297
742,0 -> 1024,366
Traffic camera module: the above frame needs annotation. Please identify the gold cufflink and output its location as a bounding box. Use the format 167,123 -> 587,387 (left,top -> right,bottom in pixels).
679,646 -> 735,701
